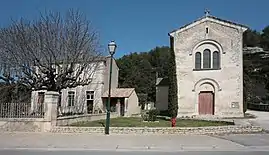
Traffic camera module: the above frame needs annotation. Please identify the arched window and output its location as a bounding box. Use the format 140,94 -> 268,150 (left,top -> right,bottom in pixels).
193,40 -> 222,71
195,52 -> 201,69
213,51 -> 220,69
203,49 -> 211,69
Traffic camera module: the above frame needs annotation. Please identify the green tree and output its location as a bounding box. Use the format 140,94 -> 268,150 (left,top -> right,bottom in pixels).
261,26 -> 269,51
243,50 -> 269,107
167,38 -> 178,119
243,29 -> 261,47
116,46 -> 170,102
0,9 -> 101,92
148,46 -> 171,77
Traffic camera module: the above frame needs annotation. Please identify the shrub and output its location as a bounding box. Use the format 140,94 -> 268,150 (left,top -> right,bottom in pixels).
141,110 -> 149,121
141,109 -> 159,122
148,109 -> 160,121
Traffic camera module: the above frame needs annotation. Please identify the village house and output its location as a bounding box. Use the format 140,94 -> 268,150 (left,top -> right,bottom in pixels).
155,77 -> 169,111
156,12 -> 248,118
31,56 -> 140,117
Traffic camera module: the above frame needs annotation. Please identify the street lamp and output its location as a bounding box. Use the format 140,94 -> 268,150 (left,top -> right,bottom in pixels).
105,40 -> 117,135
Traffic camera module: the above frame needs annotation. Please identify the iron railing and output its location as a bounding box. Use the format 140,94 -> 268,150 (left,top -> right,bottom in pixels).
248,103 -> 269,112
0,103 -> 45,118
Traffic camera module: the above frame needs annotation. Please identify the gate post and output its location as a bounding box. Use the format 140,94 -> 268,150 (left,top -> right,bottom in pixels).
43,91 -> 59,132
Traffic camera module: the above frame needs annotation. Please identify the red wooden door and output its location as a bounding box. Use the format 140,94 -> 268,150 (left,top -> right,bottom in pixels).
198,92 -> 214,115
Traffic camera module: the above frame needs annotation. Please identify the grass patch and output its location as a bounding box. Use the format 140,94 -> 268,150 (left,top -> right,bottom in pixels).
69,117 -> 234,127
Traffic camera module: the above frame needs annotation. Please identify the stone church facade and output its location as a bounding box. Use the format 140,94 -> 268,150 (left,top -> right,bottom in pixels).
166,13 -> 248,118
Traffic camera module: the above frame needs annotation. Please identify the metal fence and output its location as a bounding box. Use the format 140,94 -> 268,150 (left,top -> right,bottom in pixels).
0,103 -> 45,118
248,103 -> 269,112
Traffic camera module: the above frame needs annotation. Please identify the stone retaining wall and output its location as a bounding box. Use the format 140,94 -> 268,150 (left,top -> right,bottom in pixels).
0,118 -> 47,132
56,112 -> 118,126
50,125 -> 263,135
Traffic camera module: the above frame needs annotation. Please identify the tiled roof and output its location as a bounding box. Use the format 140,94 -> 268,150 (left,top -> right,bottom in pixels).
169,15 -> 248,34
102,88 -> 135,98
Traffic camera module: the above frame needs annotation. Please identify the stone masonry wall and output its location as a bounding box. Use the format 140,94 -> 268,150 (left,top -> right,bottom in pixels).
0,118 -> 46,132
173,18 -> 246,118
50,125 -> 263,135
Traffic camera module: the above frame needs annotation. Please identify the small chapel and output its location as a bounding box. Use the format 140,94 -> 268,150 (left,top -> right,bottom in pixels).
156,11 -> 248,118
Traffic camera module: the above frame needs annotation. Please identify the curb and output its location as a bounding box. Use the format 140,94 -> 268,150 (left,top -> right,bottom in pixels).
1,146 -> 269,152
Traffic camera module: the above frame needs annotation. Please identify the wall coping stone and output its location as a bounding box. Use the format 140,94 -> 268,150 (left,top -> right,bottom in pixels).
0,118 -> 45,122
45,91 -> 59,96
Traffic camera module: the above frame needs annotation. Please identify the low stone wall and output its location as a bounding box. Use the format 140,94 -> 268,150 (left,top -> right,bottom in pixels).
50,125 -> 263,135
0,118 -> 47,132
56,112 -> 118,126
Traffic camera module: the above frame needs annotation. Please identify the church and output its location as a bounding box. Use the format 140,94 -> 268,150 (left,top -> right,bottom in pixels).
156,11 -> 248,118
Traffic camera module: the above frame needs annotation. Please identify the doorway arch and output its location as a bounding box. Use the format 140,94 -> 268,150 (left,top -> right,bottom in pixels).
197,82 -> 215,115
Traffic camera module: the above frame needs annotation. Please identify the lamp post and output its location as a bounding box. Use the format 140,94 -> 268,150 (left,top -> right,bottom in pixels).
105,40 -> 117,135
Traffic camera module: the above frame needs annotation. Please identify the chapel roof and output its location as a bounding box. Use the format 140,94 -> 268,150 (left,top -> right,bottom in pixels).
169,13 -> 248,35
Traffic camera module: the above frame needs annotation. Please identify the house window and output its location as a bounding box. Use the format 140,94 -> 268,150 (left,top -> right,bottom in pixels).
86,91 -> 94,114
68,91 -> 75,106
203,49 -> 211,69
86,91 -> 94,100
213,51 -> 220,69
206,27 -> 209,34
195,52 -> 201,69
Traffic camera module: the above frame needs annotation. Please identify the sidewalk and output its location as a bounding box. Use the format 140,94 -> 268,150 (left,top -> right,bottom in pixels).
247,110 -> 269,131
0,132 -> 249,152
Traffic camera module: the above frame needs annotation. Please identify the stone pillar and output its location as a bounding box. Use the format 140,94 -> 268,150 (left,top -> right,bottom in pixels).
43,91 -> 59,132
30,91 -> 35,113
116,99 -> 121,116
124,98 -> 128,116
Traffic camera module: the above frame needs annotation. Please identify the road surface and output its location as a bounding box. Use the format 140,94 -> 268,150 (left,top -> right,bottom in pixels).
247,110 -> 269,131
0,149 -> 268,155
0,133 -> 269,154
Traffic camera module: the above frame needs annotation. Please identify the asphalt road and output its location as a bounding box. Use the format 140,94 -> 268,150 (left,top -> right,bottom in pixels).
0,150 -> 269,155
219,134 -> 269,146
1,133 -> 269,154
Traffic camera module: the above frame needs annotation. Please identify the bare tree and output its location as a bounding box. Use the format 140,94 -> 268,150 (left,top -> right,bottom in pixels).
0,9 -> 102,92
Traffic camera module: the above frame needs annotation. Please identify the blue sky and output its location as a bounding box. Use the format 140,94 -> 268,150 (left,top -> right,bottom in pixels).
0,0 -> 267,58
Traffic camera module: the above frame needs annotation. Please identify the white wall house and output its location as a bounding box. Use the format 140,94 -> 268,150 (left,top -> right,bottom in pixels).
31,56 -> 140,117
102,88 -> 140,117
31,56 -> 119,115
156,13 -> 248,118
155,77 -> 169,111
